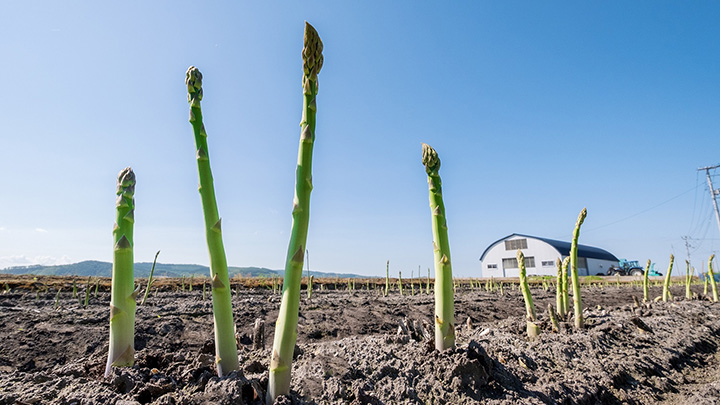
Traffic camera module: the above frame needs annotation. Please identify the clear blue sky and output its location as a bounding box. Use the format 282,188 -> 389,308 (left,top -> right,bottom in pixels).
1,1 -> 719,277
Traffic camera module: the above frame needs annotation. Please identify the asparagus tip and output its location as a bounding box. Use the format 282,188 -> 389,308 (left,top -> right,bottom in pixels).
185,66 -> 203,105
421,143 -> 440,174
303,22 -> 323,81
117,167 -> 135,194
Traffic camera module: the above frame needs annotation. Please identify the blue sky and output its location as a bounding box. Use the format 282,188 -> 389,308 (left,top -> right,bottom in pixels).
1,2 -> 719,277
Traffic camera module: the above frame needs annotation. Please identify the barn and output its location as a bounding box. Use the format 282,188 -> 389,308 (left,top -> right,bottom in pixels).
479,234 -> 619,277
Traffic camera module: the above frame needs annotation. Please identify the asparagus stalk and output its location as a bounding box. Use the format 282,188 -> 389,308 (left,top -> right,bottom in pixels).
662,254 -> 674,302
559,256 -> 569,317
570,208 -> 587,329
398,271 -> 404,296
267,22 -> 323,402
555,258 -> 563,318
643,259 -> 651,302
518,250 -> 539,339
685,260 -> 692,300
709,254 -> 718,302
186,65 -> 239,376
141,250 -> 160,305
422,143 -> 455,351
104,167 -> 138,378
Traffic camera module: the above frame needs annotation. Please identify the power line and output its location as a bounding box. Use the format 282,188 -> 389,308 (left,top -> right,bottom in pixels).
582,184 -> 701,233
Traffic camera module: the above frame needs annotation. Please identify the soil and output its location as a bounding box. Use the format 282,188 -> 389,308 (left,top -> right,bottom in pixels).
1,277 -> 719,404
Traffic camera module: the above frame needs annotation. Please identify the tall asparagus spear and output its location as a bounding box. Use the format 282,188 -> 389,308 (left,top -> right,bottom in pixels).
518,250 -> 539,339
570,208 -> 587,329
422,143 -> 455,351
555,258 -> 564,318
105,167 -> 137,378
643,259 -> 651,302
186,66 -> 239,376
561,256 -> 570,317
662,254 -> 674,302
709,254 -> 718,302
267,22 -> 323,402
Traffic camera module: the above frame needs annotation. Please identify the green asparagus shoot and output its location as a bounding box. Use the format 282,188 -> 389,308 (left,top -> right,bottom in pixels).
105,167 -> 138,378
662,254 -> 674,302
555,258 -> 564,318
422,143 -> 455,351
643,259 -> 651,302
517,250 -> 539,339
186,65 -> 239,376
384,260 -> 390,297
267,22 -> 323,402
398,271 -> 404,296
55,288 -> 61,309
570,208 -> 587,329
709,254 -> 718,302
686,260 -> 692,300
141,250 -> 160,306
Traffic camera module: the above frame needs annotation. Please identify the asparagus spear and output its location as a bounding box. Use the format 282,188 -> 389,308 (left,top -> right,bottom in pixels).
267,22 -> 323,402
141,250 -> 160,306
104,167 -> 138,377
662,254 -> 674,302
709,254 -> 718,302
570,208 -> 587,329
518,250 -> 539,339
422,143 -> 455,351
643,259 -> 651,302
186,66 -> 239,376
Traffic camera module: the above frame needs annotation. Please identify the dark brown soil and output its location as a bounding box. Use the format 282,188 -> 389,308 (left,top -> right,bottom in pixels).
1,278 -> 719,404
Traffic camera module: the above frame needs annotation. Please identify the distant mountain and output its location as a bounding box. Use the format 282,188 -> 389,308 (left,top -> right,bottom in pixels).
0,260 -> 368,279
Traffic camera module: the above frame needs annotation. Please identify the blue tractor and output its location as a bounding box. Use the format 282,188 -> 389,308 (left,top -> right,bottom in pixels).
606,259 -> 663,276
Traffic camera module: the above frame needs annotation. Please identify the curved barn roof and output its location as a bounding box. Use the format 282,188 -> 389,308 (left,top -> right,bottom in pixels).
479,234 -> 619,262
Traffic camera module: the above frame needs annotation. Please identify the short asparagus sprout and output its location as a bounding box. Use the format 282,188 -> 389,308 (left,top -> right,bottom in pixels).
686,260 -> 692,300
561,256 -> 570,317
55,288 -> 62,309
72,279 -> 77,299
422,143 -> 455,351
398,271 -> 404,296
548,303 -> 559,333
704,273 -> 709,295
181,275 -> 186,292
517,250 -> 539,339
384,260 -> 390,297
84,277 -> 91,308
643,259 -> 651,302
94,278 -> 100,298
555,258 -> 564,318
186,65 -> 239,376
267,22 -> 323,402
709,255 -> 718,302
189,275 -> 194,292
141,250 -> 160,306
308,275 -> 314,300
105,167 -> 138,378
426,267 -> 431,295
202,281 -> 207,300
570,208 -> 587,329
662,254 -> 674,302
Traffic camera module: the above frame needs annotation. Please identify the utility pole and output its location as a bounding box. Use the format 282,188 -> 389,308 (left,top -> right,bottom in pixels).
699,164 -> 720,237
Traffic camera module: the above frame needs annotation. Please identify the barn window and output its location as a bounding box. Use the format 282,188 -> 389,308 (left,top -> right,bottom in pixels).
487,264 -> 497,269
541,261 -> 554,266
502,256 -> 535,268
504,238 -> 528,251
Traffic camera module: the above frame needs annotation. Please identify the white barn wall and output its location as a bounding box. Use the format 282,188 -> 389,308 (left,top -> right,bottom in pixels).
481,235 -> 619,278
482,236 -> 562,277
